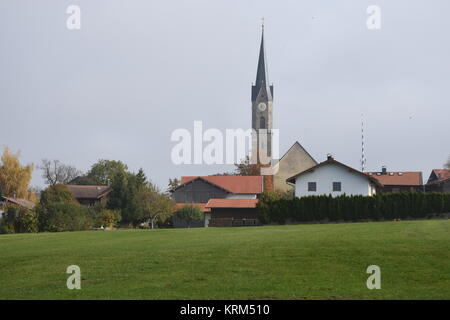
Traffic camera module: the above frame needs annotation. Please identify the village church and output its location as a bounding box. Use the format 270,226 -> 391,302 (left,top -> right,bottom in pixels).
251,24 -> 317,193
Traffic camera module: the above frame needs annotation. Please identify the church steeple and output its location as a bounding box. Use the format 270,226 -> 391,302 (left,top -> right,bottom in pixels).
251,21 -> 274,162
252,23 -> 273,101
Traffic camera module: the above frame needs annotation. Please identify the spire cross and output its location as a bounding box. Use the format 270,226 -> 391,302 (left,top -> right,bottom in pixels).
262,17 -> 265,29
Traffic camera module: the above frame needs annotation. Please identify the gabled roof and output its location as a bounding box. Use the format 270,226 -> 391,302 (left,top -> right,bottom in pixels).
365,171 -> 423,186
286,157 -> 383,187
252,26 -> 273,101
277,141 -> 317,164
64,185 -> 112,199
175,203 -> 210,213
178,176 -> 263,194
427,169 -> 450,185
1,196 -> 36,210
205,198 -> 259,209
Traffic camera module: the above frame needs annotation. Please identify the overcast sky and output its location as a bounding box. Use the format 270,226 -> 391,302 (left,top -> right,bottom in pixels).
1,0 -> 449,190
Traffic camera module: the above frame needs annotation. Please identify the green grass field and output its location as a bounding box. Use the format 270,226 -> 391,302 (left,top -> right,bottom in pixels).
0,219 -> 449,300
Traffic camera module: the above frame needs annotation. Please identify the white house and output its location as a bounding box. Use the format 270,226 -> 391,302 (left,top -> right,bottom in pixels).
286,156 -> 382,198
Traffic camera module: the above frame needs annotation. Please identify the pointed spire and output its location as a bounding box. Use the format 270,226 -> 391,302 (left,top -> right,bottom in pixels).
253,21 -> 273,101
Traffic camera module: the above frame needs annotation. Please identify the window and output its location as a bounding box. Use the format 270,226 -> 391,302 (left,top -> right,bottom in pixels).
260,116 -> 266,128
333,182 -> 342,192
308,182 -> 316,192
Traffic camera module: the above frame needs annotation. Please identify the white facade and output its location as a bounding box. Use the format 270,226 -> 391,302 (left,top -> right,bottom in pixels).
293,163 -> 377,198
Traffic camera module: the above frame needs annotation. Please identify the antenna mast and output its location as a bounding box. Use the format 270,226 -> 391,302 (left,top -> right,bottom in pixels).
360,113 -> 366,172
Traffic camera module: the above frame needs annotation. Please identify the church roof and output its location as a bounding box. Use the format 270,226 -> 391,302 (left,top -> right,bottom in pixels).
278,141 -> 318,164
252,26 -> 273,101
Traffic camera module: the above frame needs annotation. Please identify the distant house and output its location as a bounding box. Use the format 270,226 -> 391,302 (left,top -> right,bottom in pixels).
205,199 -> 259,227
425,169 -> 450,193
365,166 -> 423,193
172,176 -> 263,227
0,196 -> 36,210
287,155 -> 382,198
0,196 -> 36,220
64,185 -> 112,206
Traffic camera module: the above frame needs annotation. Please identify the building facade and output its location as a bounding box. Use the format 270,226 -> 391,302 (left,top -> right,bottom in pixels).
172,176 -> 263,227
287,156 -> 381,198
273,142 -> 317,193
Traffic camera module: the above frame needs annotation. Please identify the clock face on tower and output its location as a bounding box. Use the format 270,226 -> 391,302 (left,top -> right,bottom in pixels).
258,102 -> 267,111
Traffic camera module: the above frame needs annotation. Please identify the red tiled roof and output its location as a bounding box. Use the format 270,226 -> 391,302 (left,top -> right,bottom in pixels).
175,203 -> 211,213
180,176 -> 263,194
64,185 -> 112,199
286,157 -> 383,187
1,196 -> 36,210
365,172 -> 422,186
432,169 -> 450,181
427,169 -> 450,185
205,198 -> 259,209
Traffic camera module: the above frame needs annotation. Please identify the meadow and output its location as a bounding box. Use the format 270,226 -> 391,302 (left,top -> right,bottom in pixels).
0,219 -> 449,299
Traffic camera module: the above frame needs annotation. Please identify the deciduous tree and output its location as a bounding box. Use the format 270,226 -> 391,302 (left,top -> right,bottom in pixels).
40,159 -> 81,186
234,155 -> 261,176
133,183 -> 175,228
86,159 -> 128,185
0,147 -> 35,200
176,204 -> 203,228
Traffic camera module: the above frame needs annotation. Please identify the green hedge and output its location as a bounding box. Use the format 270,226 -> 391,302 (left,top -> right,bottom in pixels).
257,192 -> 450,224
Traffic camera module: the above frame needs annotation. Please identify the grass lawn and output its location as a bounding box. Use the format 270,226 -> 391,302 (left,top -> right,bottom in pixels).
0,219 -> 449,300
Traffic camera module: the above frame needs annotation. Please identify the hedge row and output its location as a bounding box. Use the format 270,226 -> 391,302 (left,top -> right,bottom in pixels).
257,192 -> 450,224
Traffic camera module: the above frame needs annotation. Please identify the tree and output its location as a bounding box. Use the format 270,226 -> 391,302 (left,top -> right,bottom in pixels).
135,168 -> 148,187
39,184 -> 76,206
234,155 -> 261,176
36,201 -> 93,232
0,147 -> 35,200
133,183 -> 175,228
445,155 -> 450,170
86,159 -> 128,185
95,209 -> 121,228
68,175 -> 97,185
106,167 -> 150,224
176,205 -> 203,228
39,159 -> 82,186
36,184 -> 93,232
167,178 -> 181,193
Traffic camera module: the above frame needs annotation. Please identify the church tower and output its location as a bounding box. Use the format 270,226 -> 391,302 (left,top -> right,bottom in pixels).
252,23 -> 273,164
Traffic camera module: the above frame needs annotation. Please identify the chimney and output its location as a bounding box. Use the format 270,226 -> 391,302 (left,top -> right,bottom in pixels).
381,166 -> 387,175
327,154 -> 333,161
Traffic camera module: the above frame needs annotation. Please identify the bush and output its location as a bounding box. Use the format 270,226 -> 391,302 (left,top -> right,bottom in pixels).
176,205 -> 203,228
257,192 -> 450,224
0,206 -> 37,234
15,208 -> 38,233
0,220 -> 15,234
96,209 -> 121,228
37,201 -> 93,232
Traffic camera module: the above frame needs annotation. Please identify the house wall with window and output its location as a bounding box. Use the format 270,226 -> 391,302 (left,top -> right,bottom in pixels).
293,163 -> 376,197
